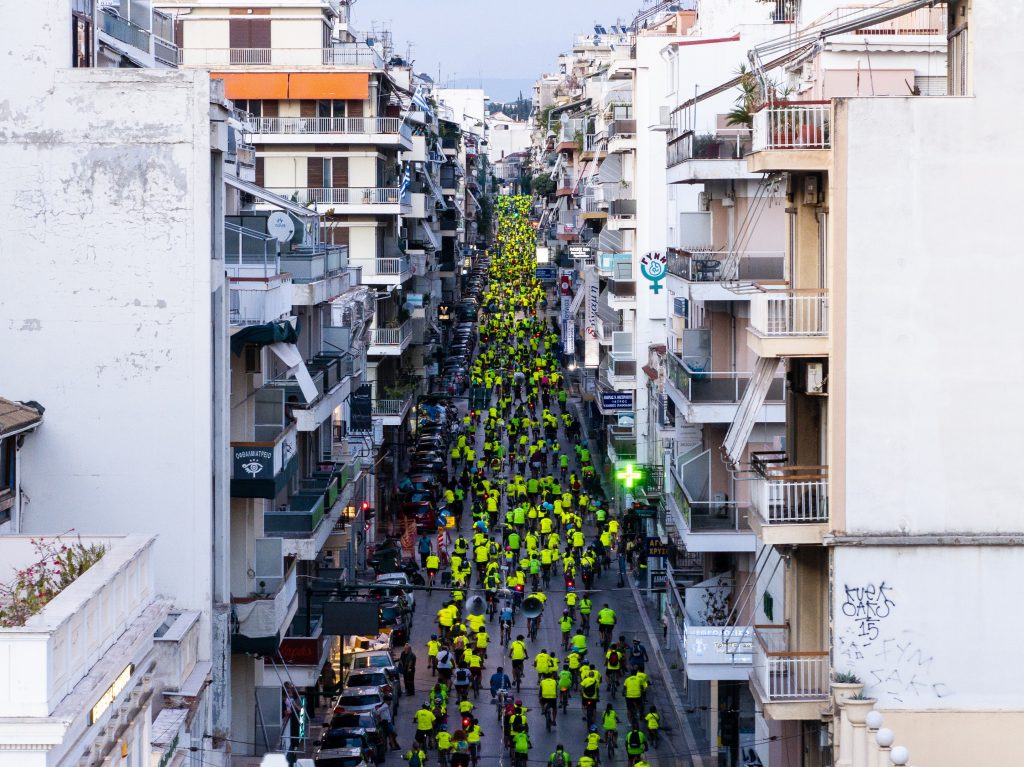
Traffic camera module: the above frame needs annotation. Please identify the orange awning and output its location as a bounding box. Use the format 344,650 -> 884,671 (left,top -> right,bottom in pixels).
213,72 -> 289,100
288,72 -> 369,100
212,72 -> 369,100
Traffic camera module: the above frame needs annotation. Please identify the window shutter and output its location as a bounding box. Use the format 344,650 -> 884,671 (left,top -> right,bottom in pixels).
307,157 -> 324,189
332,157 -> 349,189
249,19 -> 271,49
347,100 -> 364,117
228,19 -> 249,48
262,100 -> 278,117
174,20 -> 184,48
255,156 -> 265,187
300,100 -> 317,118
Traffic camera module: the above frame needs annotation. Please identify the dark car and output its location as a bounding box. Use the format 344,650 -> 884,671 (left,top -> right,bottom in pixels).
325,715 -> 386,764
315,727 -> 376,766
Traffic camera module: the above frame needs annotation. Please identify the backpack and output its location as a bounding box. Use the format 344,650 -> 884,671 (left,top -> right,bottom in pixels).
410,751 -> 423,767
456,668 -> 471,685
608,651 -> 620,666
628,732 -> 642,749
631,645 -> 644,661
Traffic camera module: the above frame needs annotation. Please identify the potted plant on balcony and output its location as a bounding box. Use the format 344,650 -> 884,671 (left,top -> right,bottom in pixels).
831,670 -> 865,704
692,133 -> 721,159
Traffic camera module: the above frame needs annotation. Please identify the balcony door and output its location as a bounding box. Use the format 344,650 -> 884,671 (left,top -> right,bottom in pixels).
228,15 -> 271,63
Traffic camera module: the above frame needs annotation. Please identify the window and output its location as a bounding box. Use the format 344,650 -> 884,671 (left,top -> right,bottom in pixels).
72,0 -> 94,68
318,100 -> 347,118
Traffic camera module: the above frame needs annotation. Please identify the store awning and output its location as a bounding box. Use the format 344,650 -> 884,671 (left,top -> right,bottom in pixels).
224,175 -> 318,222
268,343 -> 319,404
722,357 -> 781,466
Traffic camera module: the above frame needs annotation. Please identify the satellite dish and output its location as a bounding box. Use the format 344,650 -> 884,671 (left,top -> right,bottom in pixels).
267,211 -> 295,244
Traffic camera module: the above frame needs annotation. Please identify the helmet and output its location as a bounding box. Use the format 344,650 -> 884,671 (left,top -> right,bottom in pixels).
439,723 -> 448,730
590,725 -> 599,733
432,634 -> 438,639
424,700 -> 432,707
515,699 -> 523,706
563,609 -> 569,616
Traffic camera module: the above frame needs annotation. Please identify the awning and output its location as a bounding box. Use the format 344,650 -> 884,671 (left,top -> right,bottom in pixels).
230,319 -> 299,356
421,222 -> 442,251
722,357 -> 781,466
268,342 -> 319,404
212,72 -> 368,100
420,166 -> 447,209
0,398 -> 43,438
225,175 -> 318,222
466,188 -> 481,212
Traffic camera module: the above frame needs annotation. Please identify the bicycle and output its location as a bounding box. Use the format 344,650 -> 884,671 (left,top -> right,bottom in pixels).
605,669 -> 620,699
582,698 -> 597,728
561,632 -> 571,652
606,730 -> 618,760
494,689 -> 512,719
501,621 -> 512,646
438,749 -> 451,767
599,624 -> 614,650
512,663 -> 524,693
580,613 -> 591,637
626,699 -> 642,729
647,727 -> 659,749
528,617 -> 541,642
543,699 -> 557,731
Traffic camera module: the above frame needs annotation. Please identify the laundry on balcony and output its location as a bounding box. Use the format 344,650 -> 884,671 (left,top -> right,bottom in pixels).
230,318 -> 299,355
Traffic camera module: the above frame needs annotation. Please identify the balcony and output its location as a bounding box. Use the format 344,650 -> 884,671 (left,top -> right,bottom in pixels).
607,120 -> 637,154
606,425 -> 637,464
666,128 -> 758,183
607,198 -> 637,229
748,289 -> 829,358
265,491 -> 326,536
607,276 -> 636,307
284,246 -> 351,306
665,445 -> 756,552
351,256 -> 413,287
231,546 -> 298,655
672,575 -> 754,681
271,614 -> 329,687
0,535 -> 157,720
367,320 -> 414,356
242,116 -> 412,149
664,352 -> 785,424
228,274 -> 294,328
752,625 -> 829,719
666,249 -> 785,292
266,187 -> 410,215
179,43 -> 385,69
597,252 -> 632,277
100,8 -> 151,53
748,102 -> 832,173
600,354 -> 637,393
372,390 -> 416,426
581,133 -> 606,159
749,452 -> 829,545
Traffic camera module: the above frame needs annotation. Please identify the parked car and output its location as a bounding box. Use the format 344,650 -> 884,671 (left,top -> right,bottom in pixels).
373,573 -> 417,610
344,667 -> 398,714
333,686 -> 389,719
314,727 -> 376,767
346,650 -> 399,681
313,743 -> 368,767
377,599 -> 410,645
326,713 -> 386,764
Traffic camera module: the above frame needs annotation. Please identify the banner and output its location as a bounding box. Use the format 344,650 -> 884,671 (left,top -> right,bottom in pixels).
584,269 -> 599,368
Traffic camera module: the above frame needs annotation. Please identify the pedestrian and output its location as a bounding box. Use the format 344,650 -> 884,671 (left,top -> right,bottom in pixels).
418,533 -> 433,567
400,644 -> 418,696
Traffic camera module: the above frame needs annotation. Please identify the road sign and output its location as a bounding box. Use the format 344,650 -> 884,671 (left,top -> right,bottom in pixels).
535,266 -> 557,281
601,391 -> 634,410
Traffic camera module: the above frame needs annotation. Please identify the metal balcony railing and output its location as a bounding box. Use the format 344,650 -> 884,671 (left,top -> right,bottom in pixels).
375,257 -> 411,276
754,625 -> 829,701
752,102 -> 831,151
244,116 -> 404,136
179,44 -> 384,68
370,321 -> 412,346
267,187 -> 403,206
750,452 -> 829,524
749,290 -> 829,337
100,8 -> 151,51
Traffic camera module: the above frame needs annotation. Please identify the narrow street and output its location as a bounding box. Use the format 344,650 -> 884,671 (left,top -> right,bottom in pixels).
388,196 -> 693,767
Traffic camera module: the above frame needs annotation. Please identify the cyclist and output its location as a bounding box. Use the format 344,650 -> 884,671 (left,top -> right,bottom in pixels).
629,639 -> 649,673
559,610 -> 573,650
511,729 -> 532,767
570,630 -> 588,655
413,700 -> 437,747
426,552 -> 440,588
539,674 -> 559,726
436,724 -> 453,767
499,602 -> 514,644
534,649 -> 551,679
548,744 -> 571,767
602,703 -> 619,747
583,725 -> 601,763
509,635 -> 529,686
405,746 -> 427,767
428,634 -> 441,676
597,604 -> 616,645
453,664 -> 472,702
466,717 -> 484,766
624,670 -> 646,724
490,666 -> 512,700
507,701 -> 529,747
605,643 -> 623,691
645,705 -> 661,747
578,593 -> 593,632
625,725 -> 648,765
557,662 -> 574,711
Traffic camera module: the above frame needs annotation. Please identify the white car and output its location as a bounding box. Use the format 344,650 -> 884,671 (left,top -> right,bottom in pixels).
373,573 -> 416,611
333,685 -> 390,721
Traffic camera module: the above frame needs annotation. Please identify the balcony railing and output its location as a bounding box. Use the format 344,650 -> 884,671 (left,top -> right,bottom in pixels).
754,625 -> 829,701
749,289 -> 828,337
667,249 -> 783,282
608,119 -> 637,138
751,452 -> 829,524
179,44 -> 384,68
375,257 -> 411,276
100,8 -> 151,51
265,491 -> 327,534
267,187 -> 403,206
372,391 -> 415,417
666,359 -> 786,405
370,321 -> 413,346
752,102 -> 831,151
244,116 -> 404,136
153,36 -> 179,67
232,558 -> 298,635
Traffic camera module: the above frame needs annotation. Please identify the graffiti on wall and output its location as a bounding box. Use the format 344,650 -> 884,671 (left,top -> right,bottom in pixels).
837,580 -> 954,703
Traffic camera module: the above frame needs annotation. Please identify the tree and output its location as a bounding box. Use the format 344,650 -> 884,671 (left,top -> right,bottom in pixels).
530,172 -> 555,198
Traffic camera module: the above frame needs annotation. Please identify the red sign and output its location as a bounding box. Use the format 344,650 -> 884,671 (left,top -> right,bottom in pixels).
559,276 -> 572,295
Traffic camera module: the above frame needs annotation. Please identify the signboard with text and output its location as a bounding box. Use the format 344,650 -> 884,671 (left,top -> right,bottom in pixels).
535,266 -> 557,282
569,244 -> 593,259
601,391 -> 634,411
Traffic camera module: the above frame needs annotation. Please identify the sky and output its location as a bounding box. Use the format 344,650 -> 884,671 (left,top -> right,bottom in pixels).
353,0 -> 640,102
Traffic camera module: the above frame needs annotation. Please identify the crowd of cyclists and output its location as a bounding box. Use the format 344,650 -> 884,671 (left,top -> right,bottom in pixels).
404,198 -> 663,767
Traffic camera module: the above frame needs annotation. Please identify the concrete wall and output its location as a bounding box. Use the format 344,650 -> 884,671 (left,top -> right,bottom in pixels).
835,0 -> 1024,536
0,15 -> 219,662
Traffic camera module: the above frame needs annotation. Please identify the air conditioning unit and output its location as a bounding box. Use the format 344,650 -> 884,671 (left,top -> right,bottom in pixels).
806,362 -> 826,395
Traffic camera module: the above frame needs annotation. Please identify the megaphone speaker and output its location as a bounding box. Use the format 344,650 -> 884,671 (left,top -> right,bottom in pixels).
522,596 -> 543,619
467,596 -> 487,615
